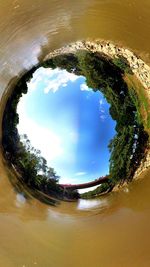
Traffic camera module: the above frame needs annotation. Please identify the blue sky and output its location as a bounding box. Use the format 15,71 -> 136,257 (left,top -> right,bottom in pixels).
17,67 -> 116,185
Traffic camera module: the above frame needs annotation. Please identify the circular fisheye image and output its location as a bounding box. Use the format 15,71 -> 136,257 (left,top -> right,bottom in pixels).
2,47 -> 149,203
0,2 -> 150,266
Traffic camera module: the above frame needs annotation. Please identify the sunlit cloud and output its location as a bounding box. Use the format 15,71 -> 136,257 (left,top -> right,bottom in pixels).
100,114 -> 107,121
27,75 -> 42,91
27,67 -> 80,94
99,99 -> 104,106
43,68 -> 80,93
80,83 -> 91,91
99,97 -> 107,121
99,98 -> 105,111
80,83 -> 89,91
62,83 -> 67,87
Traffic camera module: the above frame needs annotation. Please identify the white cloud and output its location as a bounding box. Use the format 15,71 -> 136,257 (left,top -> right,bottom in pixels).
100,109 -> 105,113
99,99 -> 104,105
43,68 -> 80,93
62,83 -> 67,87
27,67 -> 80,94
27,75 -> 42,91
75,171 -> 87,176
80,83 -> 91,91
99,97 -> 107,121
100,114 -> 107,121
99,98 -> 106,110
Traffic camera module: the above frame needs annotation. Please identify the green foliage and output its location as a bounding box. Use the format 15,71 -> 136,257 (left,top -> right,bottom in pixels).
81,182 -> 112,199
113,56 -> 133,74
42,58 -> 56,69
43,53 -> 81,75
